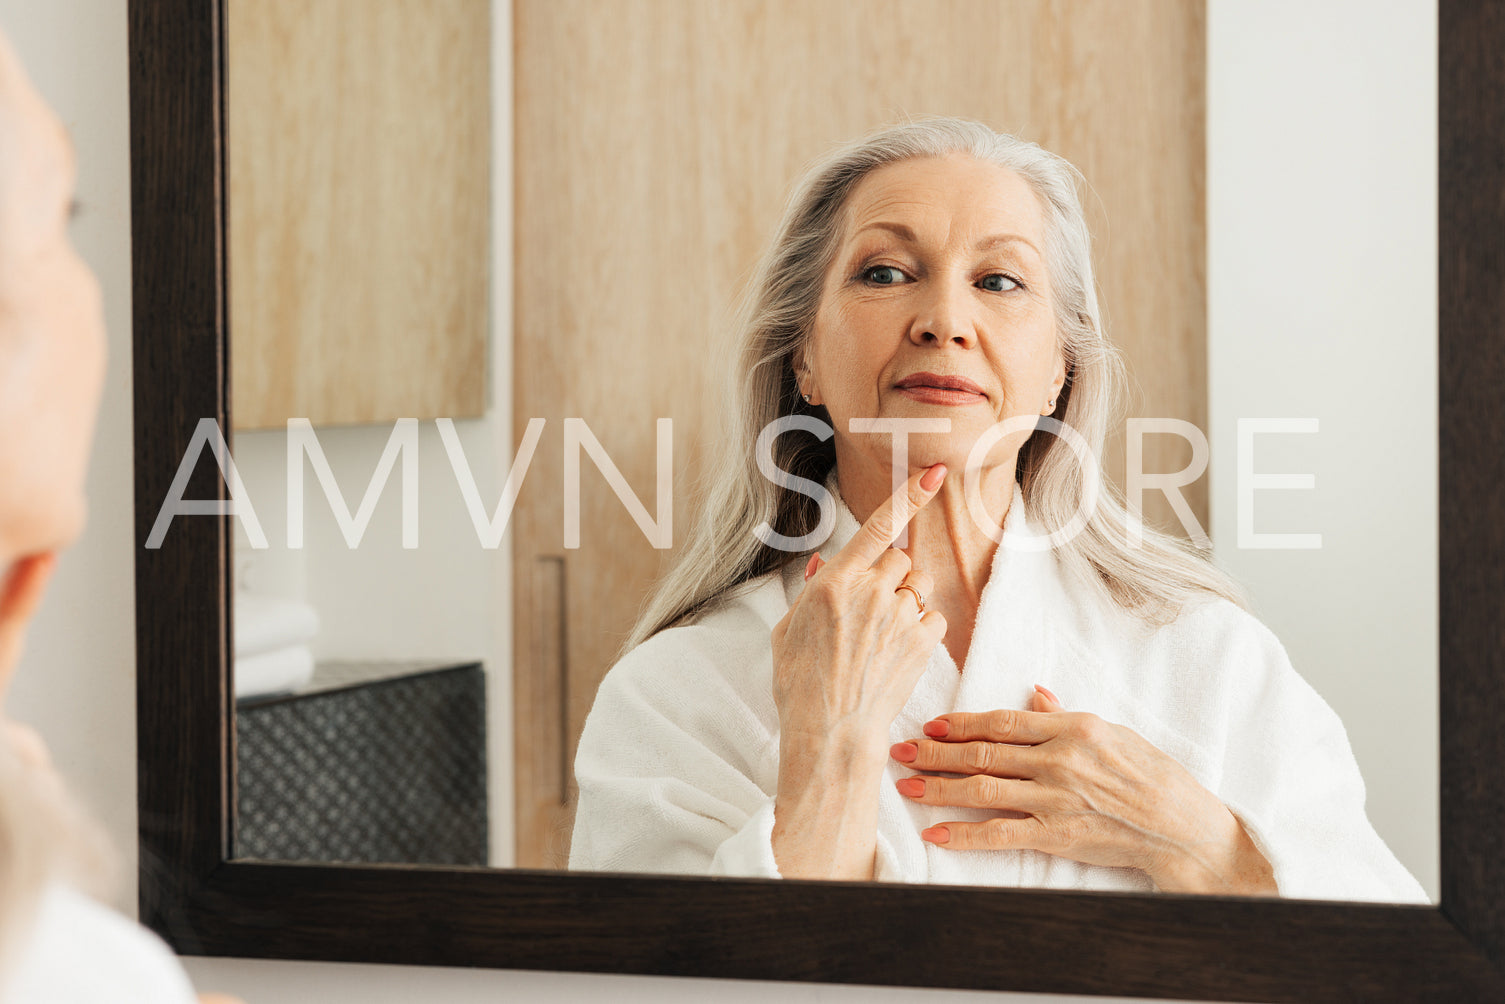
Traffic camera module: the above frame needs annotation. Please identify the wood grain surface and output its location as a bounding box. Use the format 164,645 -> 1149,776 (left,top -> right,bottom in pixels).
512,0 -> 1208,869
225,0 -> 490,429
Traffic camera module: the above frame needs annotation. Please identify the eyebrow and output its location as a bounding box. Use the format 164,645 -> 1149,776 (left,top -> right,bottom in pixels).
851,221 -> 1041,256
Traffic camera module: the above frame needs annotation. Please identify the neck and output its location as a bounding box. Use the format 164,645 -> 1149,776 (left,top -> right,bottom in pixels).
834,451 -> 1017,609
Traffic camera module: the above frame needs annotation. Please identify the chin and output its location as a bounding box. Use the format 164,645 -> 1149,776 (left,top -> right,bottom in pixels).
894,434 -> 968,472
11,494 -> 89,556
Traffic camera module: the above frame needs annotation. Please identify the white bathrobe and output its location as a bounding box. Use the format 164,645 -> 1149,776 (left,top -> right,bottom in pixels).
570,482 -> 1428,904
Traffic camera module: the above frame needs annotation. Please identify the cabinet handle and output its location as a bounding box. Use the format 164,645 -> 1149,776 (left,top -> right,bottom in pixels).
533,555 -> 569,806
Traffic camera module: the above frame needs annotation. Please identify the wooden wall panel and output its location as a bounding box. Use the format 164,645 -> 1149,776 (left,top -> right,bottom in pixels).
227,0 -> 490,430
514,0 -> 1206,867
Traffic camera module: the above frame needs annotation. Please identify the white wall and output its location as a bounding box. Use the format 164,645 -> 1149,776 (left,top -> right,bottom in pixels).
1,0 -> 1434,1001
1206,0 -> 1438,898
231,422 -> 496,668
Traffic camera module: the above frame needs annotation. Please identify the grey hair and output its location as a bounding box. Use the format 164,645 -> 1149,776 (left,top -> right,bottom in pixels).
624,116 -> 1243,652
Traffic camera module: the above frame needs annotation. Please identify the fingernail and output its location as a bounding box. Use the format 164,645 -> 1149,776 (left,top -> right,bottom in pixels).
922,719 -> 949,738
804,552 -> 821,580
896,777 -> 925,798
889,741 -> 917,763
920,464 -> 947,492
921,826 -> 950,844
1034,683 -> 1061,704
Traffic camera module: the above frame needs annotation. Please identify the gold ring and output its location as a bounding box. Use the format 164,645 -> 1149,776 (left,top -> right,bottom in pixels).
895,582 -> 925,613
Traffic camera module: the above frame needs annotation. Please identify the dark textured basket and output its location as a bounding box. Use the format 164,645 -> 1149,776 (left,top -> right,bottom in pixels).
235,661 -> 489,866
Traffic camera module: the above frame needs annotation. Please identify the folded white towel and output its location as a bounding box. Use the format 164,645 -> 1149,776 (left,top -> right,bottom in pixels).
234,593 -> 320,659
234,645 -> 315,699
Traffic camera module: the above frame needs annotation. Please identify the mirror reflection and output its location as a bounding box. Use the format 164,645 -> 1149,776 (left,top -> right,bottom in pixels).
223,0 -> 1438,902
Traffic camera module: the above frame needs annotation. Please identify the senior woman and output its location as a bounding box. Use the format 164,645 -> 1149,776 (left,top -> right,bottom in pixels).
569,117 -> 1425,903
0,25 -> 240,1002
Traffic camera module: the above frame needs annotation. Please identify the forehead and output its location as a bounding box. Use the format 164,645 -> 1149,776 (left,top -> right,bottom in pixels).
839,153 -> 1046,245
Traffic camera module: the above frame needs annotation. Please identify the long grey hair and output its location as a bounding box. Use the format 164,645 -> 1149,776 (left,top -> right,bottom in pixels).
623,116 -> 1243,653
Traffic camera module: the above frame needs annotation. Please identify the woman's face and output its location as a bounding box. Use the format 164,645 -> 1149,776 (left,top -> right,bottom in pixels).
803,153 -> 1065,483
0,31 -> 107,561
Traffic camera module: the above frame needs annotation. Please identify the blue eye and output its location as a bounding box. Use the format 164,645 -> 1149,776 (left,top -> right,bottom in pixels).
863,265 -> 907,285
978,273 -> 1020,292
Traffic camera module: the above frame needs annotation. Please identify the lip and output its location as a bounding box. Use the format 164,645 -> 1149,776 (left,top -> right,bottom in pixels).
893,372 -> 988,405
895,372 -> 986,394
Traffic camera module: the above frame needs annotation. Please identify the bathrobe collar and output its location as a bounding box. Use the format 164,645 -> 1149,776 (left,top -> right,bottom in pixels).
788,470 -> 1057,679
775,472 -> 1101,884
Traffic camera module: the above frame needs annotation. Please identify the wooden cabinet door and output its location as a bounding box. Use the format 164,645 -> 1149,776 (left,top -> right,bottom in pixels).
227,0 -> 490,430
513,0 -> 1207,868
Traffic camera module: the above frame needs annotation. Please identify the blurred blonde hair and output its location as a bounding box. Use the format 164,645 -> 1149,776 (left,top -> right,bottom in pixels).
0,727 -> 113,973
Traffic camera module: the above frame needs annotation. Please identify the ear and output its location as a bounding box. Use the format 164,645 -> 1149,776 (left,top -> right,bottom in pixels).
1042,349 -> 1068,414
0,553 -> 58,703
790,347 -> 819,405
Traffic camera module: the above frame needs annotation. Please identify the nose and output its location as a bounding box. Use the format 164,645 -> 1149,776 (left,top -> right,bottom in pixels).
908,275 -> 978,349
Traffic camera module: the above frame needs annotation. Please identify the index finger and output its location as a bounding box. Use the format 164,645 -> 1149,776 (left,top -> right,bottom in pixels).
922,708 -> 1064,745
828,464 -> 946,573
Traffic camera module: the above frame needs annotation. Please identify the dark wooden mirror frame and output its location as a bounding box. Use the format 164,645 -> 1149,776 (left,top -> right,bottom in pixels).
128,1 -> 1505,998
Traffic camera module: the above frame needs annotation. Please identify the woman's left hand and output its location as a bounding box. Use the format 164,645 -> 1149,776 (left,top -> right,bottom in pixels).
890,686 -> 1277,895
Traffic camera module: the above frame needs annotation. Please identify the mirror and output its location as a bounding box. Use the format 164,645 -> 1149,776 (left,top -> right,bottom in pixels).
215,0 -> 1438,901
132,0 -> 1505,996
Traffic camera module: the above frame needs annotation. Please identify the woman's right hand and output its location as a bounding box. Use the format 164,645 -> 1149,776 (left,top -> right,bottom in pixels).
768,464 -> 948,879
772,463 -> 949,744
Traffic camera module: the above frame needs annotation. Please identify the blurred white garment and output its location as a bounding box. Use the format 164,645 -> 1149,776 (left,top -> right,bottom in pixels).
2,883 -> 197,1004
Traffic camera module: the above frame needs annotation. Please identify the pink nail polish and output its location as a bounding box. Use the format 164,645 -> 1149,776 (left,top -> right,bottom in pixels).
896,777 -> 925,798
1035,683 -> 1061,704
920,464 -> 947,492
922,720 -> 949,738
921,826 -> 950,844
804,552 -> 821,580
889,742 -> 917,763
